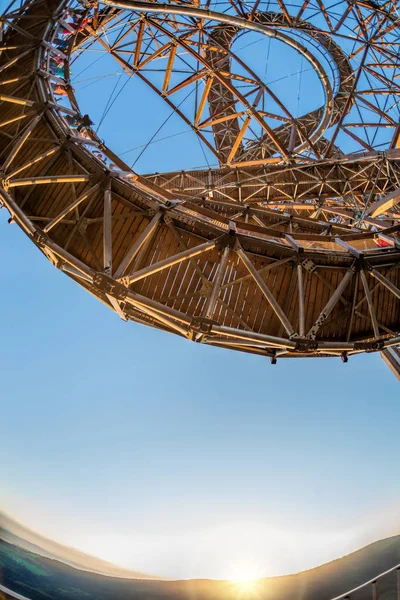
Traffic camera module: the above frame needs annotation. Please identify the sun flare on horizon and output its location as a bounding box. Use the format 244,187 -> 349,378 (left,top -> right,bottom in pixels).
230,575 -> 261,596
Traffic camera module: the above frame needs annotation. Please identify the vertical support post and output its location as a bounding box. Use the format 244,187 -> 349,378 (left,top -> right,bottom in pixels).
204,245 -> 230,319
396,569 -> 400,600
103,181 -> 112,275
297,263 -> 305,337
346,271 -> 359,342
289,124 -> 296,152
372,581 -> 378,600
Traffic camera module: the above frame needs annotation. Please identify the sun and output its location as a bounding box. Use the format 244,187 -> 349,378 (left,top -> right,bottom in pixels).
230,575 -> 260,596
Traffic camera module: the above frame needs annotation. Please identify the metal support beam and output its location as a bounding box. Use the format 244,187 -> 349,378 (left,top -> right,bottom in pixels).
115,211 -> 162,278
369,188 -> 400,217
372,581 -> 379,600
203,245 -> 230,318
0,114 -> 29,129
0,185 -> 36,236
397,568 -> 400,600
5,147 -> 58,180
381,346 -> 400,381
106,294 -> 127,321
370,268 -> 400,300
0,47 -> 35,74
360,270 -> 380,338
44,184 -> 100,233
297,263 -> 305,337
221,257 -> 292,291
103,182 -> 112,275
346,271 -> 359,342
335,237 -> 362,258
166,220 -> 209,284
131,289 -> 192,325
2,114 -> 42,172
125,294 -> 189,336
7,175 -> 90,188
44,238 -> 97,279
307,265 -> 354,339
123,239 -> 217,285
237,247 -> 296,337
0,93 -> 35,106
212,324 -> 297,349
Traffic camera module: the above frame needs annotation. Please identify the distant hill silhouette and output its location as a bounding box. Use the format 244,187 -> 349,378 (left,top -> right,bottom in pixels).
1,518 -> 400,600
0,511 -> 156,580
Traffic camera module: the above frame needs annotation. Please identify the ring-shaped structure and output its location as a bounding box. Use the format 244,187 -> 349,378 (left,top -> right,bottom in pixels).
0,0 -> 400,361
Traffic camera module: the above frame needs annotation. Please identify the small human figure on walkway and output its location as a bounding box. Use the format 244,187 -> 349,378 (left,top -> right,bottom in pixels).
53,37 -> 70,50
63,7 -> 88,22
62,7 -> 75,20
49,59 -> 66,77
64,114 -> 94,133
93,150 -> 106,163
64,114 -> 80,129
78,129 -> 92,139
77,114 -> 94,131
52,83 -> 73,96
51,53 -> 64,66
61,16 -> 89,35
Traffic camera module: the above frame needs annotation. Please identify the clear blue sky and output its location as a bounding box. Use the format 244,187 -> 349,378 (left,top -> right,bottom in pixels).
1,0 -> 400,582
1,212 -> 400,579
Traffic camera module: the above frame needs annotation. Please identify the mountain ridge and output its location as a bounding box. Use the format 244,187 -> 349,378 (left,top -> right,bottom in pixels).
0,511 -> 158,580
1,513 -> 400,600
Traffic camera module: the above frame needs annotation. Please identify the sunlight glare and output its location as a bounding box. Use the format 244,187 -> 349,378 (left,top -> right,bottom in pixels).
231,575 -> 260,596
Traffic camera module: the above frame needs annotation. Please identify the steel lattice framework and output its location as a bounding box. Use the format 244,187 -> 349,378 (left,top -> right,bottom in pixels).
1,0 -> 400,365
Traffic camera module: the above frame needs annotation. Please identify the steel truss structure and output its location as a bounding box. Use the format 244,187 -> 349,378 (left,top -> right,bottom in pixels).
0,0 -> 400,368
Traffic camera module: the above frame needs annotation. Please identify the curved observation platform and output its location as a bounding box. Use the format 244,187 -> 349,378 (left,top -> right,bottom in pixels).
0,0 -> 400,360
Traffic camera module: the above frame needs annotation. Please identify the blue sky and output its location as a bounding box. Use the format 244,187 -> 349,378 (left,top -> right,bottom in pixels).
1,0 -> 400,582
1,212 -> 400,579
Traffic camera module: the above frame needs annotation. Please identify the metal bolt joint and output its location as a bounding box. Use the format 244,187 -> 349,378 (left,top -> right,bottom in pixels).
216,232 -> 238,251
32,231 -> 49,248
295,340 -> 318,352
354,339 -> 384,352
93,272 -> 128,300
190,317 -> 218,334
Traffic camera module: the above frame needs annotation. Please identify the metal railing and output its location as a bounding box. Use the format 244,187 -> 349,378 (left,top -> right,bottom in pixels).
329,563 -> 400,600
0,583 -> 32,600
1,563 -> 400,600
